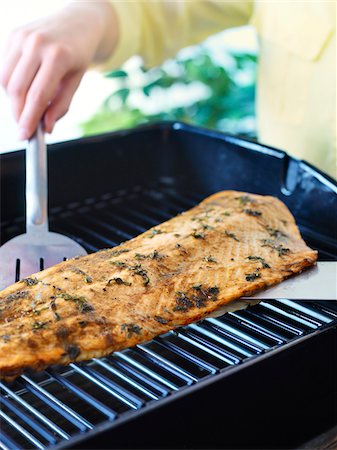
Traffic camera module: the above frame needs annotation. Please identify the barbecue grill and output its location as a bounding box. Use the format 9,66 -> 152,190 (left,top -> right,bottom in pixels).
1,122 -> 336,449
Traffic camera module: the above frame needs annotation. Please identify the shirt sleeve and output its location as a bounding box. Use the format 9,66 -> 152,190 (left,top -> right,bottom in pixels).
101,1 -> 253,70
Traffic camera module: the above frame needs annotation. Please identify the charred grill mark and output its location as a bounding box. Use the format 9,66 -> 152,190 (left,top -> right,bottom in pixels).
175,243 -> 188,254
6,291 -> 29,301
110,261 -> 127,268
121,323 -> 142,338
66,267 -> 93,283
50,300 -> 61,321
110,249 -> 130,257
173,292 -> 194,312
247,256 -> 270,269
150,250 -> 165,260
135,253 -> 147,260
56,326 -> 70,340
71,268 -> 86,275
192,286 -> 220,308
173,286 -> 220,312
78,302 -> 95,313
27,338 -> 38,349
202,224 -> 214,230
225,230 -> 240,242
135,250 -> 165,261
149,229 -> 164,238
245,272 -> 261,281
243,209 -> 262,217
265,226 -> 288,238
32,321 -> 48,330
154,316 -> 169,324
235,195 -> 255,206
203,256 -> 217,263
22,277 -> 39,286
261,239 -> 290,257
65,344 -> 80,359
104,333 -> 114,346
192,231 -> 205,239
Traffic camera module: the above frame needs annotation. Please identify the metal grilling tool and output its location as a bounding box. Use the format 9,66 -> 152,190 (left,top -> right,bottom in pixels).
0,125 -> 86,290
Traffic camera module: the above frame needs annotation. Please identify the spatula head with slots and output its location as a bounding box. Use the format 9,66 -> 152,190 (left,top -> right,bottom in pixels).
0,231 -> 86,289
0,125 -> 87,290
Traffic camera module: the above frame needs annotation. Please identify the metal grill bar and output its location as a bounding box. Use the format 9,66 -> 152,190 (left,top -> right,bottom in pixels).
156,334 -> 220,373
137,201 -> 173,221
173,329 -> 241,366
180,325 -> 249,361
82,212 -> 137,240
189,322 -> 260,357
279,300 -> 336,323
208,317 -> 274,350
136,343 -> 199,383
262,302 -> 323,328
0,408 -> 45,449
20,375 -> 92,431
1,183 -> 336,450
111,356 -> 170,397
0,430 -> 20,450
97,209 -> 148,235
93,358 -> 160,401
115,205 -> 163,227
0,395 -> 57,445
232,309 -> 303,339
69,364 -> 143,410
0,382 -> 69,440
116,352 -> 183,391
306,301 -> 337,319
59,218 -> 118,248
46,369 -> 116,421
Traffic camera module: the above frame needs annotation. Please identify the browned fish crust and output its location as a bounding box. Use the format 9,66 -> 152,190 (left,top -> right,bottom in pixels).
0,191 -> 317,381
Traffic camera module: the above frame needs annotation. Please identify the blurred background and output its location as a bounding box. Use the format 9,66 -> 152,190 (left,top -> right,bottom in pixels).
0,1 -> 258,154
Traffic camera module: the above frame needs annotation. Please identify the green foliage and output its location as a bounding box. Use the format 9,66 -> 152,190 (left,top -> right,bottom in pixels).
81,45 -> 257,138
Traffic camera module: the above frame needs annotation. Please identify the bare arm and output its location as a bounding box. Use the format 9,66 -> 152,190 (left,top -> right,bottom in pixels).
0,1 -> 252,139
0,1 -> 118,139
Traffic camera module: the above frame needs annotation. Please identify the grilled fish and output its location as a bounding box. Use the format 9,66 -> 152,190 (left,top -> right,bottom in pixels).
0,191 -> 317,381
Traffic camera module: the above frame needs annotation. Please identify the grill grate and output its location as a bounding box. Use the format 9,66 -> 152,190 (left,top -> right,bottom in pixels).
1,181 -> 337,450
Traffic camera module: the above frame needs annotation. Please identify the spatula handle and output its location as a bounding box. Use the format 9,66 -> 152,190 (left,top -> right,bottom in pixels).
26,124 -> 48,234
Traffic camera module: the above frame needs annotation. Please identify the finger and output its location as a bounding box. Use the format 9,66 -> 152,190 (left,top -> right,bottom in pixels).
6,49 -> 41,121
0,27 -> 32,89
44,71 -> 84,133
18,46 -> 71,139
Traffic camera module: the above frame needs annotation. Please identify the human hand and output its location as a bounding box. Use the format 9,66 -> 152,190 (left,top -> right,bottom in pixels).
0,2 -> 117,139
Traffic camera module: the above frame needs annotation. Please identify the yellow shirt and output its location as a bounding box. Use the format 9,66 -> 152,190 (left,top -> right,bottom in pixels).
104,1 -> 336,179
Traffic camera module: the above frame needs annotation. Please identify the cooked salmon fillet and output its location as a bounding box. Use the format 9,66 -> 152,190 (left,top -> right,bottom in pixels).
0,191 -> 317,381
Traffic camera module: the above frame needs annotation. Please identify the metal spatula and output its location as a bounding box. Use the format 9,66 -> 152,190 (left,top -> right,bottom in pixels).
243,261 -> 337,300
0,124 -> 87,290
